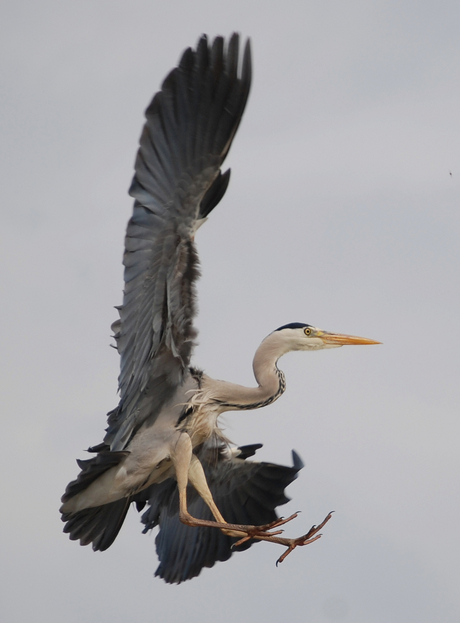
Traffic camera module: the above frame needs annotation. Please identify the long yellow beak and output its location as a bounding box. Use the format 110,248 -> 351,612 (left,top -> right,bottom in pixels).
318,331 -> 381,346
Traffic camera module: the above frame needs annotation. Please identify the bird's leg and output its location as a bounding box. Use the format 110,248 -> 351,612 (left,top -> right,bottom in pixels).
188,457 -> 333,554
170,433 -> 225,528
171,433 -> 303,539
171,434 -> 263,537
187,454 -> 296,537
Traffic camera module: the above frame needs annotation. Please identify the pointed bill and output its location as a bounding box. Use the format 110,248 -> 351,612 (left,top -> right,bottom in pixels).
317,331 -> 381,346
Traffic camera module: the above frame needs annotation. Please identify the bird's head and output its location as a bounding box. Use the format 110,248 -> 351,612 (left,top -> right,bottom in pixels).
273,322 -> 381,352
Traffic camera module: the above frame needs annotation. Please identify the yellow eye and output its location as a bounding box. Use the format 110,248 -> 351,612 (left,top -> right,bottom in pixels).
304,327 -> 312,336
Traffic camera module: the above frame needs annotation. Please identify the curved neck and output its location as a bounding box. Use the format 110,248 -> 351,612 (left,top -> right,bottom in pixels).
211,332 -> 288,410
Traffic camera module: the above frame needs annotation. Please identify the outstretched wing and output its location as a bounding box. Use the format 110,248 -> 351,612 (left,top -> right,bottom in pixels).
137,445 -> 304,584
106,35 -> 252,450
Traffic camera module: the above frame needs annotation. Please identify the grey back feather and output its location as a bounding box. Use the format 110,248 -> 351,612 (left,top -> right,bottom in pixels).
106,35 -> 252,449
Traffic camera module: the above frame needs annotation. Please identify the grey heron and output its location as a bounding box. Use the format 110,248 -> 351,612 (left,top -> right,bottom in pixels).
60,34 -> 379,584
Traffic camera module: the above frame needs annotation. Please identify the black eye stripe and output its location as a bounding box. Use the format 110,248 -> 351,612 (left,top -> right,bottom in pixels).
275,322 -> 310,332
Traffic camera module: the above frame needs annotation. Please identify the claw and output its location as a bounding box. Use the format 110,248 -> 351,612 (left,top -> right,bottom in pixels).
276,533 -> 323,566
275,511 -> 334,566
180,504 -> 333,567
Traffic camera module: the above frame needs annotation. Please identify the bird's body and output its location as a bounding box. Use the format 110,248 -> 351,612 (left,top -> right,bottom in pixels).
61,34 -> 379,583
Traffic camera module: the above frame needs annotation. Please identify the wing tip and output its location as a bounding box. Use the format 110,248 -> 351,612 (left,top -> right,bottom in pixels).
291,449 -> 305,471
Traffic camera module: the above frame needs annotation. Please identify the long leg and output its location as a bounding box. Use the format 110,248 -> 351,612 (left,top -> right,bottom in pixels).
188,452 -> 293,537
170,433 -> 332,562
170,433 -> 285,537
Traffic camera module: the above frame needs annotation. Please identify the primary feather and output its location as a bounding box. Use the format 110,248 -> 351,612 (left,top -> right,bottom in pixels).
61,34 -> 322,584
107,34 -> 251,450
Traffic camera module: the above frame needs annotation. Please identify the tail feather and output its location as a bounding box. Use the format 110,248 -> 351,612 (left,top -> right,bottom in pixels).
62,497 -> 131,551
61,448 -> 131,551
61,450 -> 129,504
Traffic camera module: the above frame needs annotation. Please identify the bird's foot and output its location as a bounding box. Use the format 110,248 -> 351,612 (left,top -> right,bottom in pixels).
231,513 -> 300,546
179,509 -> 333,564
179,511 -> 298,540
274,511 -> 334,565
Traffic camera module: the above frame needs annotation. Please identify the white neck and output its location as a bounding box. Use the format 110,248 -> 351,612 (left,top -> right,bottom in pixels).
206,331 -> 289,410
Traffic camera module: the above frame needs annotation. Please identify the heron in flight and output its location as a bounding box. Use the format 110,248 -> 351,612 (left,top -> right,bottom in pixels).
61,34 -> 379,584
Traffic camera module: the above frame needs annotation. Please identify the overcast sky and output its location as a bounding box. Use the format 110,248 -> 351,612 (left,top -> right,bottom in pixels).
1,1 -> 460,622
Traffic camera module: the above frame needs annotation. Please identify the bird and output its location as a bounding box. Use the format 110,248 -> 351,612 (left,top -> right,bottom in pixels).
60,33 -> 380,584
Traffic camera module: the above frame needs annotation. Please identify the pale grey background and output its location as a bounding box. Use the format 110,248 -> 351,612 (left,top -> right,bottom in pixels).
1,1 -> 459,621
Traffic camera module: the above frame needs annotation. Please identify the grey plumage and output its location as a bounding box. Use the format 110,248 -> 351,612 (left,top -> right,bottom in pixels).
107,34 -> 250,450
61,33 -> 379,584
139,446 -> 303,584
